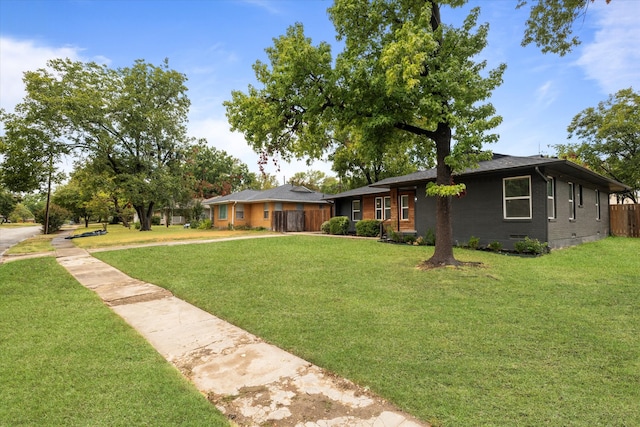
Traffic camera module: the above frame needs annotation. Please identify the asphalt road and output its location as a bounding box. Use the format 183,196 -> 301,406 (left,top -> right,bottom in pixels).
0,225 -> 42,256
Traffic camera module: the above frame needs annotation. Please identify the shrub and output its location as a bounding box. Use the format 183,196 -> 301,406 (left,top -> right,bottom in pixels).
424,228 -> 436,246
329,216 -> 350,235
197,219 -> 212,230
321,221 -> 330,234
355,219 -> 380,237
514,236 -> 549,255
403,234 -> 417,244
34,204 -> 70,234
415,236 -> 427,246
151,216 -> 162,226
386,226 -> 403,243
467,236 -> 480,250
134,222 -> 141,230
487,241 -> 503,252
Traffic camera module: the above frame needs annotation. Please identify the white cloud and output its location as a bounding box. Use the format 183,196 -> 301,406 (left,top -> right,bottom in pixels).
535,80 -> 557,107
576,1 -> 640,94
0,37 -> 82,111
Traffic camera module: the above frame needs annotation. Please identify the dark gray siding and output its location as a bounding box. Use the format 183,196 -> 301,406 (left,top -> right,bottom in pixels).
334,198 -> 357,233
413,172 -> 548,250
547,177 -> 610,248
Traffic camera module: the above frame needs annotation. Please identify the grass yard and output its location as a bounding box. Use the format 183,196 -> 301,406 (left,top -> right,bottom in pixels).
94,236 -> 640,427
0,258 -> 229,426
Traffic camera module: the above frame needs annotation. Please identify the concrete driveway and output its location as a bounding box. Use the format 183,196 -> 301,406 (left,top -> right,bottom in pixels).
0,225 -> 41,257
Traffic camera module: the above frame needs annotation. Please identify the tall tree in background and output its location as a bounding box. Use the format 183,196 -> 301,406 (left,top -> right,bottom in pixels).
185,141 -> 257,198
226,0 -> 505,266
3,58 -> 191,231
0,105 -> 68,233
556,88 -> 639,203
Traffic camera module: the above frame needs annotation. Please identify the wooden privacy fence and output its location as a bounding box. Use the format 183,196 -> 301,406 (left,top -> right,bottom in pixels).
610,204 -> 640,237
273,209 -> 330,232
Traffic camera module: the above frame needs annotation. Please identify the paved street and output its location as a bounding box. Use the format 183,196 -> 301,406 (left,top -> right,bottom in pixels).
0,225 -> 41,256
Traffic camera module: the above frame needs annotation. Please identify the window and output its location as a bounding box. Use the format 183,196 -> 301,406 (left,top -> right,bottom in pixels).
503,176 -> 531,219
595,189 -> 601,220
375,196 -> 391,220
352,200 -> 362,221
218,204 -> 227,220
578,185 -> 584,207
236,203 -> 244,220
569,182 -> 576,220
547,177 -> 556,219
275,202 -> 283,211
296,203 -> 304,211
400,195 -> 409,220
263,203 -> 269,219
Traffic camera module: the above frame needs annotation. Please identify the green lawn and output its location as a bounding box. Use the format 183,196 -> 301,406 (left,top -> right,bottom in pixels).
0,258 -> 229,426
93,236 -> 640,427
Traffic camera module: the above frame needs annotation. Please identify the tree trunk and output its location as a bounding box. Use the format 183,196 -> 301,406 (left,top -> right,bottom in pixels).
425,123 -> 459,267
135,201 -> 154,231
113,197 -> 130,228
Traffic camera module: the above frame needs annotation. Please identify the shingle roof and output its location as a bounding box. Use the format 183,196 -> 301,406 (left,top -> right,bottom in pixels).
202,184 -> 330,205
327,154 -> 630,198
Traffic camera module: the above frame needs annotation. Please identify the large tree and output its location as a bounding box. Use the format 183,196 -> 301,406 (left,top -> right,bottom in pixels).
556,87 -> 639,203
184,140 -> 257,198
3,58 -> 191,231
226,0 -> 505,266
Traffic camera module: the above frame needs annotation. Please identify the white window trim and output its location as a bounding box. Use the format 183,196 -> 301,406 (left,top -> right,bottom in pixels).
595,189 -> 601,220
235,203 -> 244,220
547,177 -> 555,219
384,196 -> 391,220
352,200 -> 361,221
375,197 -> 383,220
503,176 -> 532,220
569,182 -> 576,220
400,195 -> 409,220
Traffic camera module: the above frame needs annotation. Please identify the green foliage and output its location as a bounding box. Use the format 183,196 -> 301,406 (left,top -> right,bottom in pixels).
329,216 -> 350,235
557,87 -> 639,203
426,182 -> 467,197
355,219 -> 380,237
487,241 -> 503,252
386,226 -> 404,243
403,234 -> 417,244
197,219 -> 212,230
9,203 -> 34,223
0,188 -> 18,221
134,222 -> 141,230
34,204 -> 69,234
514,236 -> 549,255
321,220 -> 331,234
151,216 -> 162,226
467,235 -> 480,250
424,228 -> 436,246
519,0 -> 599,56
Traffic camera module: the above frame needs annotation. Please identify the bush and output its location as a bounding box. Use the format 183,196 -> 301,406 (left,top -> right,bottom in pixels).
424,228 -> 436,246
467,236 -> 480,250
134,222 -> 141,230
514,236 -> 549,255
329,216 -> 350,235
197,219 -> 212,230
403,234 -> 417,244
487,241 -> 503,252
355,219 -> 380,237
34,204 -> 70,234
386,226 -> 403,243
151,216 -> 161,226
321,221 -> 330,234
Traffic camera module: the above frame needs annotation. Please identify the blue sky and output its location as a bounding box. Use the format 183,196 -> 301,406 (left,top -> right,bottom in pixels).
1,0 -> 639,181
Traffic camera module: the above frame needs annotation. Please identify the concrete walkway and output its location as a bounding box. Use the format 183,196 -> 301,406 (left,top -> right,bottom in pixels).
48,233 -> 427,427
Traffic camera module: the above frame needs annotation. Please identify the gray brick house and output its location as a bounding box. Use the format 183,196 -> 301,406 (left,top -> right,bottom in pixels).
325,154 -> 630,250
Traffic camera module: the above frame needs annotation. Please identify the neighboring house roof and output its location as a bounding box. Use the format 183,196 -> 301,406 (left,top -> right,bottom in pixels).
326,154 -> 630,199
202,184 -> 331,205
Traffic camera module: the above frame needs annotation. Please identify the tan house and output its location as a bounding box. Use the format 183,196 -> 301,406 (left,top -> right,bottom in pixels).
202,184 -> 331,232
